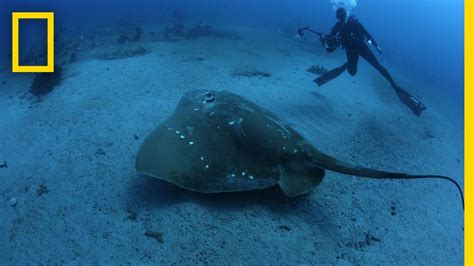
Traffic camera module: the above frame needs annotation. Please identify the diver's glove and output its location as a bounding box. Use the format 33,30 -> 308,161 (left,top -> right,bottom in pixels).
368,39 -> 382,54
375,45 -> 382,54
395,87 -> 427,116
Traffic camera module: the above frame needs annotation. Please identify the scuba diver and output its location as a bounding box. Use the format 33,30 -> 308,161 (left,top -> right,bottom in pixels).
313,7 -> 426,116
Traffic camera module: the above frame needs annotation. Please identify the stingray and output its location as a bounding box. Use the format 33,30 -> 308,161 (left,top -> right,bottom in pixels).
136,90 -> 463,209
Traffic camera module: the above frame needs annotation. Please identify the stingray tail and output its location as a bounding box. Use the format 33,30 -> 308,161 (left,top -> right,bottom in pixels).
313,152 -> 464,210
406,175 -> 464,210
364,173 -> 464,211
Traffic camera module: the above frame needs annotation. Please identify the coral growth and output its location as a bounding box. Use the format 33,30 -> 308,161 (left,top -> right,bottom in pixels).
117,27 -> 143,44
231,69 -> 271,78
163,24 -> 242,41
187,24 -> 214,38
118,34 -> 130,44
306,65 -> 329,75
131,27 -> 143,42
99,47 -> 150,60
30,67 -> 62,96
163,24 -> 185,40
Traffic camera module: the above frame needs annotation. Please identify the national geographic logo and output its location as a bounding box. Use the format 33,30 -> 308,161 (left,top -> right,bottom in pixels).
12,12 -> 54,73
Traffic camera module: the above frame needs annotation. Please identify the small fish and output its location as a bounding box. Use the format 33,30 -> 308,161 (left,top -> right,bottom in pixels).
0,161 -> 7,168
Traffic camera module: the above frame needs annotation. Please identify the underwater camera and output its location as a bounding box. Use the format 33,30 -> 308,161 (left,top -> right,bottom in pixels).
296,27 -> 340,53
323,35 -> 340,53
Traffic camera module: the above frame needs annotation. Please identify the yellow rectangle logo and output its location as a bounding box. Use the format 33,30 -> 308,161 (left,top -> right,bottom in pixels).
12,12 -> 54,73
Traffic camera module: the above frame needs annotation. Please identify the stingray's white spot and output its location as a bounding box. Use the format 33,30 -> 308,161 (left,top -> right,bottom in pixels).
231,173 -> 236,177
229,121 -> 235,126
175,130 -> 180,134
168,128 -> 174,131
282,147 -> 286,150
249,175 -> 255,180
200,156 -> 204,161
241,172 -> 246,176
189,141 -> 194,145
205,164 -> 209,169
293,149 -> 298,153
9,197 -> 17,207
180,135 -> 185,139
194,108 -> 199,111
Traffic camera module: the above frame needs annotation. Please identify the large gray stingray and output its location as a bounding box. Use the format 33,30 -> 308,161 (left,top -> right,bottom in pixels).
136,90 -> 463,208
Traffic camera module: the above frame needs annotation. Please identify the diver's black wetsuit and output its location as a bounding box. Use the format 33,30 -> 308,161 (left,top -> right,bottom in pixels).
315,16 -> 426,116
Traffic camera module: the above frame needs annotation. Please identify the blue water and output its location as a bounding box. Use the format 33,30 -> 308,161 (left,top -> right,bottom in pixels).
0,0 -> 464,95
0,0 -> 464,264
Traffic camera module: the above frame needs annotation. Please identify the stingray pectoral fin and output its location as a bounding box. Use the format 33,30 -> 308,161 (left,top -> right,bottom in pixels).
278,162 -> 325,197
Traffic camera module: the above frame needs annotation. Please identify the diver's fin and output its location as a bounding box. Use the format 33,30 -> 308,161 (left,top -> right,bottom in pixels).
395,87 -> 427,116
314,64 -> 347,87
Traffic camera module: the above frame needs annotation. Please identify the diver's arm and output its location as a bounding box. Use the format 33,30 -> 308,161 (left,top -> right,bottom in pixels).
362,27 -> 378,46
322,22 -> 341,45
329,21 -> 342,37
359,22 -> 382,54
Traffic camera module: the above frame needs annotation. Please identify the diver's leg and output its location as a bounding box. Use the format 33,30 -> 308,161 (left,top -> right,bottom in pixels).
346,48 -> 359,76
314,63 -> 348,87
360,45 -> 426,116
314,47 -> 360,87
359,44 -> 397,87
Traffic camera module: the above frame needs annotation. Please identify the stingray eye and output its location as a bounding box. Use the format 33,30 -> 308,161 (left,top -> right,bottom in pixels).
202,91 -> 215,103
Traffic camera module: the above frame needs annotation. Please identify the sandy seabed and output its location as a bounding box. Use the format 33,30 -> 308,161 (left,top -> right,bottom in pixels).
0,27 -> 463,264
